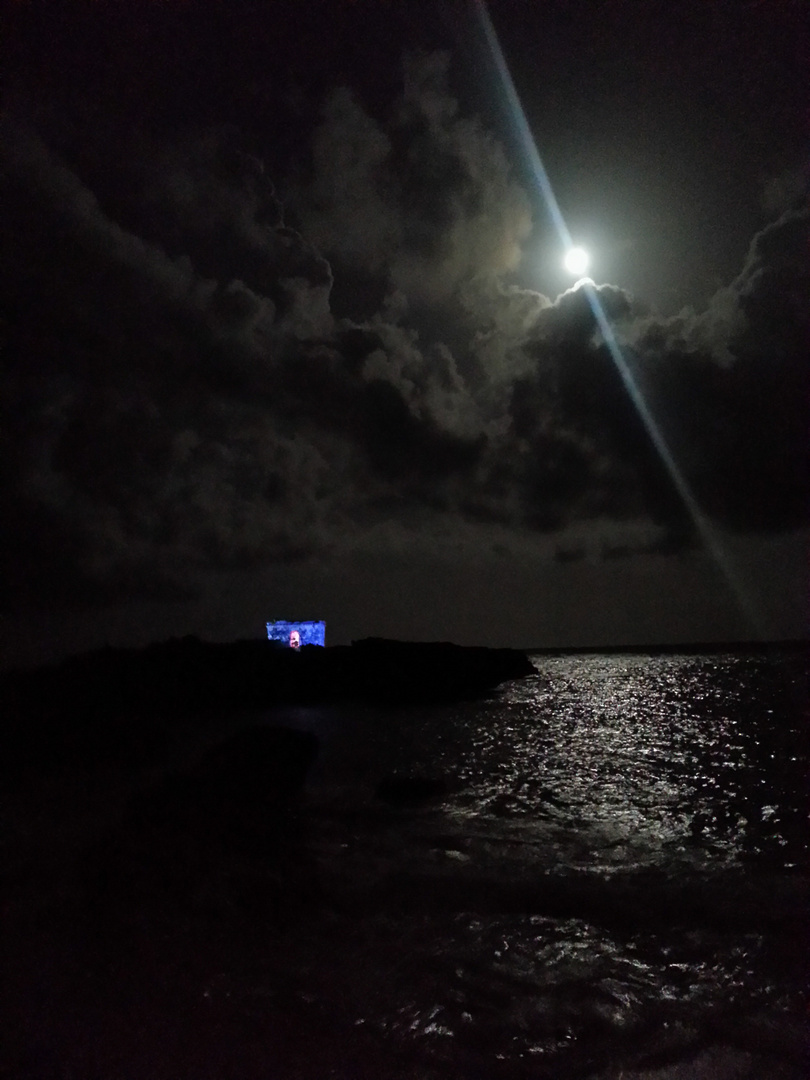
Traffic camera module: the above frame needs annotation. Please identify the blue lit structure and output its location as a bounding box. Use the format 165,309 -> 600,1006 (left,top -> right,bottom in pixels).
266,620 -> 326,649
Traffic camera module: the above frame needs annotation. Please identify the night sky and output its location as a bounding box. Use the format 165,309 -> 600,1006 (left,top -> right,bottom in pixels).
2,0 -> 807,665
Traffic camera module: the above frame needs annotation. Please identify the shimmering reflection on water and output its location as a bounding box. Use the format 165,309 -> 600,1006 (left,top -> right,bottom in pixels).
284,650 -> 807,1075
308,650 -> 806,872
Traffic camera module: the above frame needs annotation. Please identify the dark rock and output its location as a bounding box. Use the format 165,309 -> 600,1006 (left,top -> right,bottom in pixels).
123,725 -> 319,836
193,725 -> 319,809
375,775 -> 450,806
0,639 -> 535,774
83,725 -> 319,904
348,638 -> 535,703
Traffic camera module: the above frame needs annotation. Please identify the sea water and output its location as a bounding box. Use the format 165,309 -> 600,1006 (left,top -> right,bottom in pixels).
6,649 -> 805,1079
270,649 -> 808,1077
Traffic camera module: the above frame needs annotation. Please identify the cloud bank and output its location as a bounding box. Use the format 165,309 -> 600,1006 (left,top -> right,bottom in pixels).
1,58 -> 806,612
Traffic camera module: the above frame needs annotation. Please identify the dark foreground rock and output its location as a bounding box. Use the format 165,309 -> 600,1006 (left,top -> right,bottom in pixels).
84,725 -> 320,910
375,775 -> 451,806
193,724 -> 319,810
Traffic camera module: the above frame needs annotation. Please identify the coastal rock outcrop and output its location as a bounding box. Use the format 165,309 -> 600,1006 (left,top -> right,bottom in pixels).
1,636 -> 535,729
0,638 -> 534,784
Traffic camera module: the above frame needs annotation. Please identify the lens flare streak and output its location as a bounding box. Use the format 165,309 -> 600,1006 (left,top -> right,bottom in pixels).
473,0 -> 762,635
474,0 -> 572,250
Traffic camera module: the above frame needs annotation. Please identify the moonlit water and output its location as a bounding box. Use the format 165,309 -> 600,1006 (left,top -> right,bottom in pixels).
267,649 -> 807,1077
11,650 -> 803,1078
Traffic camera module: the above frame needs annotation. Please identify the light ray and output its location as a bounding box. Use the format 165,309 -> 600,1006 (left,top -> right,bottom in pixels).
579,281 -> 761,635
473,0 -> 763,635
474,0 -> 572,249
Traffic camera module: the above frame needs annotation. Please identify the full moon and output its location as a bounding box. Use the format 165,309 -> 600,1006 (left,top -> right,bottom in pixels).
564,247 -> 590,276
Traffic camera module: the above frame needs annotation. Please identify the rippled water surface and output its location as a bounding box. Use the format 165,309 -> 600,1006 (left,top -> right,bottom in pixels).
5,649 -> 806,1079
278,649 -> 808,1076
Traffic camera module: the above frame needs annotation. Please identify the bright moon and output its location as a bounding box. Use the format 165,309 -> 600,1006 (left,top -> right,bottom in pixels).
564,247 -> 590,276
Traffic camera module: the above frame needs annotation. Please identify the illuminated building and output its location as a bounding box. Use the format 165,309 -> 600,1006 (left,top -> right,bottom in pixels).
266,620 -> 326,648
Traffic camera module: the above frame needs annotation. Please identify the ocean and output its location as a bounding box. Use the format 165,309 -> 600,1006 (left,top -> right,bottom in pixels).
3,648 -> 807,1079
270,648 -> 808,1077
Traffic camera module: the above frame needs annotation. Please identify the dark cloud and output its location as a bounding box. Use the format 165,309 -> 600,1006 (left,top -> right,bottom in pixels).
760,167 -> 808,218
0,119 -> 338,608
1,55 -> 806,616
628,205 -> 809,532
292,53 -> 532,307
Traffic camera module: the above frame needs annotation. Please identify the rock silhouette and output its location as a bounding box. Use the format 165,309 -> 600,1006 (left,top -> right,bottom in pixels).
0,637 -> 534,778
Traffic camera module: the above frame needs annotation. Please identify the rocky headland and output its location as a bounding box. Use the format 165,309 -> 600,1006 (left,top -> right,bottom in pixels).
0,636 -> 534,775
